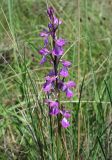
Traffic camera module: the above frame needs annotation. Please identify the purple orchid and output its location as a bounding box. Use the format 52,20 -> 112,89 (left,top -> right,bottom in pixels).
60,67 -> 69,77
38,6 -> 76,128
62,81 -> 76,98
50,107 -> 59,116
47,7 -> 54,21
66,81 -> 76,88
40,56 -> 47,65
43,82 -> 52,93
47,100 -> 59,108
39,48 -> 50,55
52,45 -> 64,56
62,60 -> 71,67
45,76 -> 57,82
47,7 -> 61,24
40,30 -> 49,47
56,38 -> 66,47
40,29 -> 49,38
45,100 -> 59,116
66,88 -> 74,98
61,118 -> 70,128
53,16 -> 62,25
60,110 -> 71,118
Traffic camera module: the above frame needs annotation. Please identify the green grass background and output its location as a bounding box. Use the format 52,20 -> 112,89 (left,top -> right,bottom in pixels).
0,0 -> 112,159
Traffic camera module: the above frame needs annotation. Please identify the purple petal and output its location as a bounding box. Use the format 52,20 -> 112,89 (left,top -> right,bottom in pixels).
47,70 -> 55,77
44,38 -> 49,47
39,48 -> 50,55
66,88 -> 73,98
54,16 -> 62,25
43,82 -> 52,92
61,117 -> 70,128
40,56 -> 46,64
62,60 -> 71,67
40,30 -> 49,37
50,107 -> 59,116
60,110 -> 71,118
52,46 -> 64,56
48,23 -> 53,29
66,81 -> 76,88
40,30 -> 49,47
60,67 -> 69,77
45,76 -> 57,82
45,99 -> 59,108
56,38 -> 66,47
47,7 -> 54,20
49,101 -> 59,107
62,83 -> 67,91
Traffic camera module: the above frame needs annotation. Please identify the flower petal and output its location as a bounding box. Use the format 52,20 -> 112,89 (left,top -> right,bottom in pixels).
56,38 -> 66,47
39,48 -> 50,55
47,7 -> 54,20
60,110 -> 71,118
45,76 -> 57,82
61,117 -> 70,128
60,67 -> 69,77
62,60 -> 71,67
40,56 -> 46,64
44,38 -> 49,47
52,46 -> 64,56
66,81 -> 76,88
47,70 -> 55,77
54,16 -> 62,25
66,88 -> 73,98
43,82 -> 52,92
62,83 -> 67,91
49,101 -> 59,107
40,29 -> 49,37
50,107 -> 59,116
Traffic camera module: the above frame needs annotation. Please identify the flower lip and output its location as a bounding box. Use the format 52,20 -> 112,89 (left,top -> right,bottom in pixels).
62,83 -> 67,91
45,76 -> 57,82
52,46 -> 64,56
54,16 -> 62,25
60,110 -> 71,118
56,38 -> 66,47
39,56 -> 46,65
66,81 -> 76,88
60,67 -> 69,77
45,99 -> 59,108
49,101 -> 59,107
39,48 -> 50,55
50,107 -> 59,116
61,117 -> 70,128
40,29 -> 49,37
62,81 -> 76,90
62,60 -> 71,67
43,82 -> 52,92
66,88 -> 73,98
